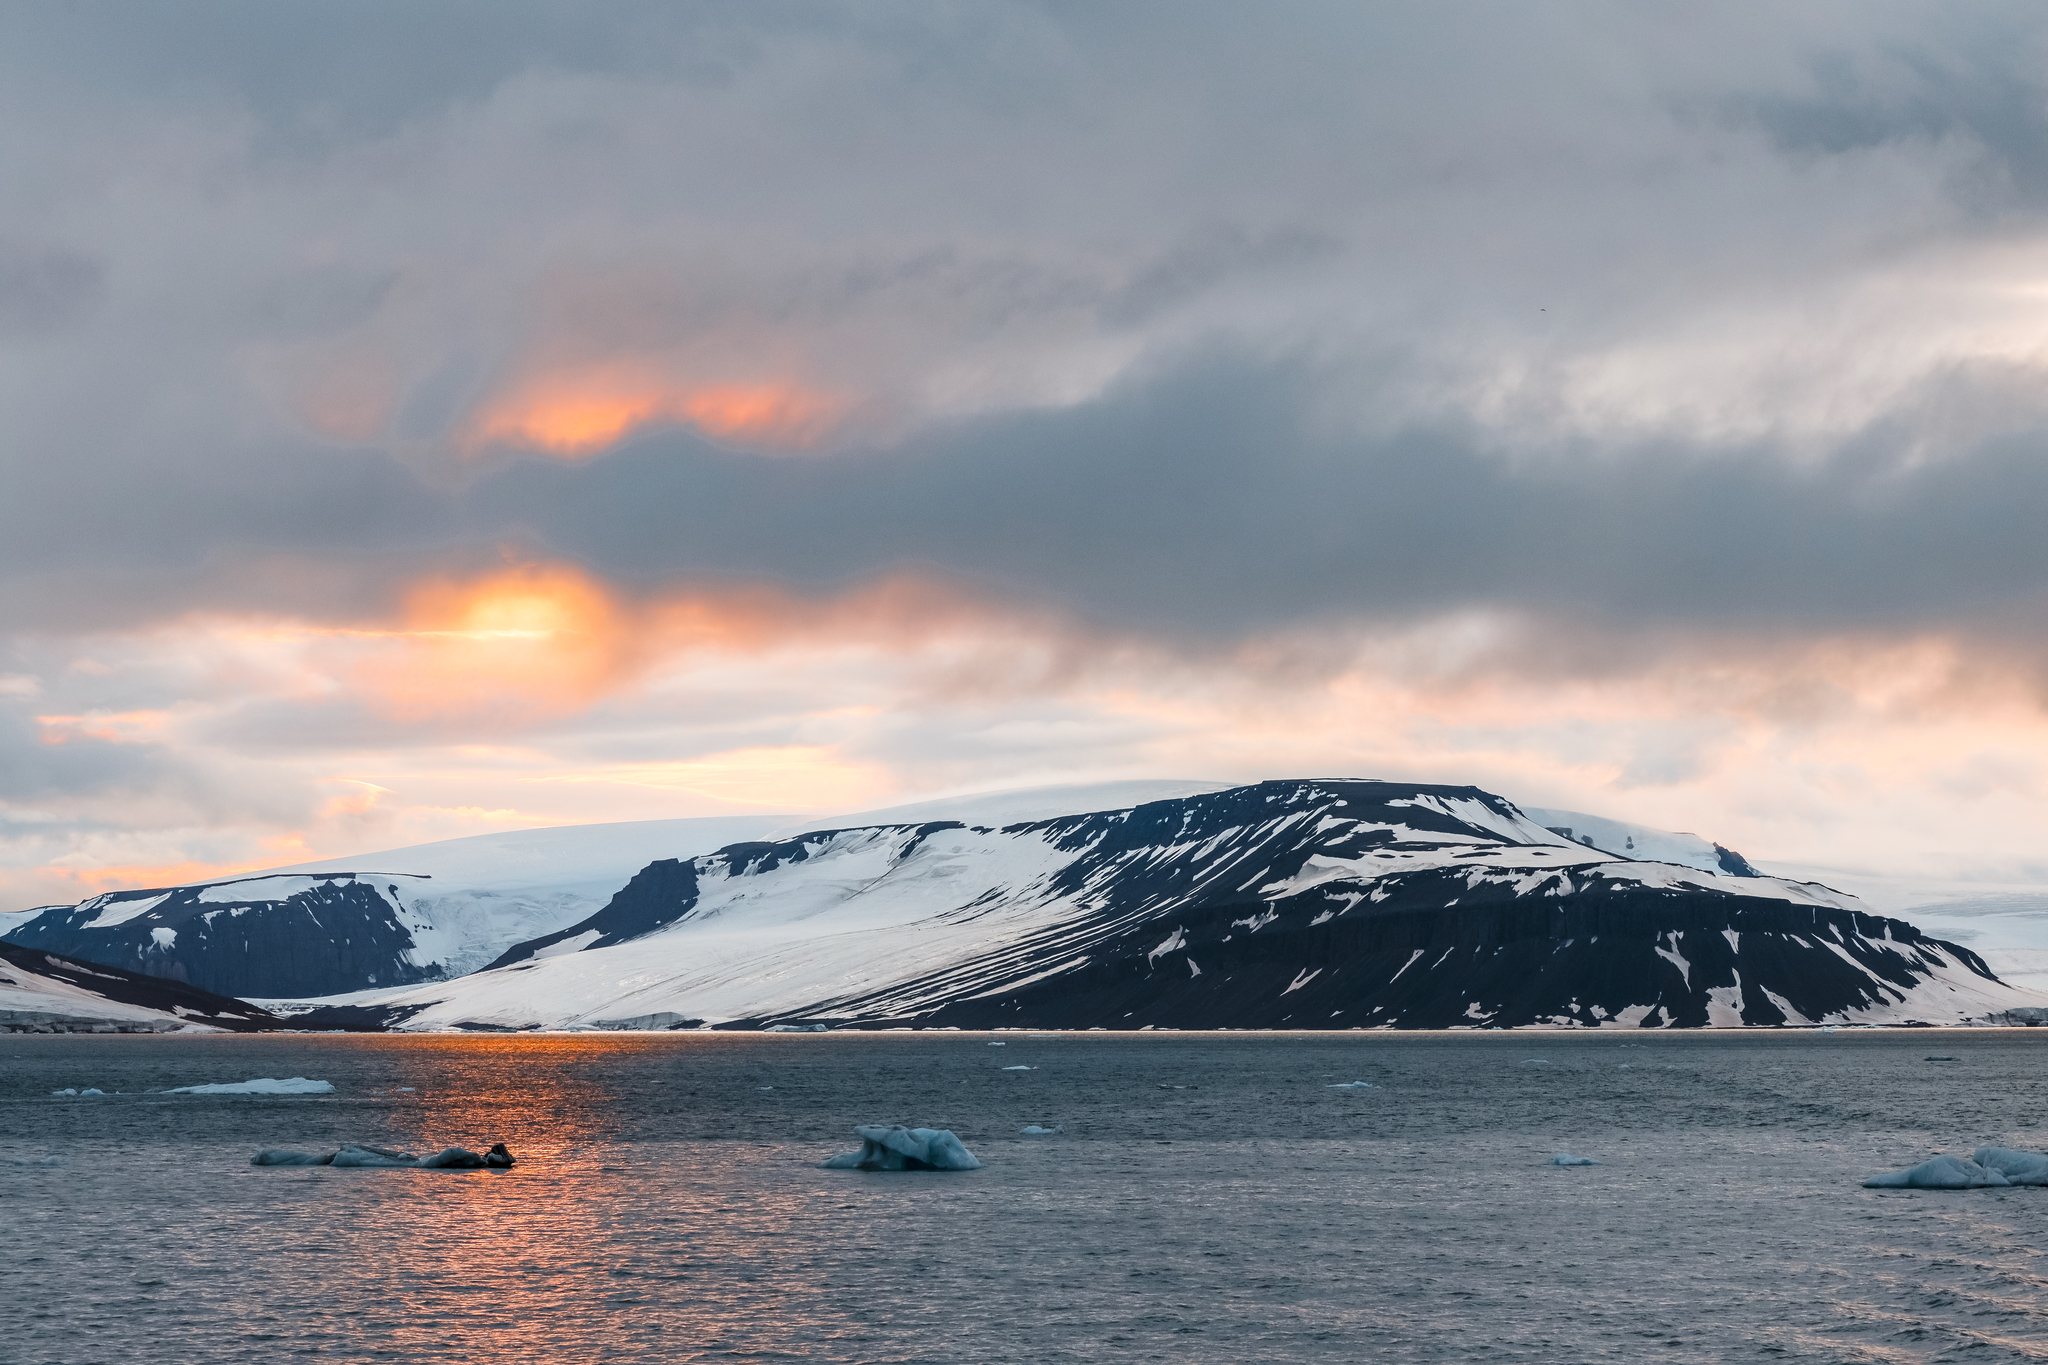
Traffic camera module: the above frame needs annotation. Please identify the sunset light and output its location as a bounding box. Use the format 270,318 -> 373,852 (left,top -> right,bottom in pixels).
16,9 -> 2048,1359
467,370 -> 849,457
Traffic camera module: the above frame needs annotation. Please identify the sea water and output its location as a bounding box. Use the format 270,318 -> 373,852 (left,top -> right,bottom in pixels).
7,1030 -> 2048,1363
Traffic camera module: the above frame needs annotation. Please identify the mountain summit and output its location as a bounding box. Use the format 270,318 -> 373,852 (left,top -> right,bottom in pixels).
238,778 -> 2031,1031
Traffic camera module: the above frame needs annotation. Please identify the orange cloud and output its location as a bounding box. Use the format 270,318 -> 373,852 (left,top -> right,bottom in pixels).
27,858 -> 275,901
466,364 -> 849,458
341,562 -> 644,723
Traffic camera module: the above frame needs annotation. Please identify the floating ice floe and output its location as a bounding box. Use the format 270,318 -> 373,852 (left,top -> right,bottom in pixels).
1863,1155 -> 2011,1189
1001,1065 -> 1034,1071
48,1088 -> 105,1096
253,1142 -> 516,1169
763,1023 -> 829,1033
168,1077 -> 334,1095
819,1125 -> 982,1171
1327,1081 -> 1376,1089
1549,1153 -> 1600,1166
1020,1125 -> 1062,1135
988,1042 -> 1006,1047
1973,1147 -> 2048,1185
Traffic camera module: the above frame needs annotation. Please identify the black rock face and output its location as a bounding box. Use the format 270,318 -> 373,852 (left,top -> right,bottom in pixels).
518,777 -> 1986,1032
2,874 -> 442,999
0,940 -> 281,1031
893,874 -> 1986,1030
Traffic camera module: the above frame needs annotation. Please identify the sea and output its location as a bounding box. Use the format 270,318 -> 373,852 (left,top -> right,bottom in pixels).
7,1029 -> 2048,1364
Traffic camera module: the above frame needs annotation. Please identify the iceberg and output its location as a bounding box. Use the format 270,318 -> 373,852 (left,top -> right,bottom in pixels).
417,1146 -> 488,1169
819,1125 -> 983,1171
330,1144 -> 419,1167
1973,1147 -> 2048,1185
1862,1155 -> 2012,1189
253,1141 -> 516,1169
763,1023 -> 829,1032
1019,1125 -> 1062,1135
1549,1153 -> 1600,1166
251,1148 -> 336,1166
167,1077 -> 334,1095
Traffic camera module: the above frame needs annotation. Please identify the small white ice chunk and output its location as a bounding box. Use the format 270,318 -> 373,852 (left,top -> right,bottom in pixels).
1549,1153 -> 1600,1166
819,1125 -> 983,1171
49,1089 -> 76,1096
1973,1147 -> 2048,1185
329,1144 -> 418,1168
1327,1081 -> 1375,1089
1019,1125 -> 1062,1135
988,1042 -> 1006,1046
166,1077 -> 334,1095
1863,1155 -> 2011,1189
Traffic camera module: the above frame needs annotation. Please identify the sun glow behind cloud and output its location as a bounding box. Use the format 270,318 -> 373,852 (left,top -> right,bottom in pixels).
465,365 -> 851,457
5,572 -> 2046,915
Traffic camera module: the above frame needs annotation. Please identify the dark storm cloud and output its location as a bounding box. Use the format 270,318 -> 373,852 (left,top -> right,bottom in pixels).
2,0 -> 2047,653
467,349 -> 2048,642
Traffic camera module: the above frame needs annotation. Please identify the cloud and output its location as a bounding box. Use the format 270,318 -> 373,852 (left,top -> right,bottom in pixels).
4,3 -> 2048,904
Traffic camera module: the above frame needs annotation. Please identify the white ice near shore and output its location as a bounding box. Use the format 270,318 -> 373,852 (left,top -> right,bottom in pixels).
762,1023 -> 828,1032
48,1088 -> 104,1096
1973,1147 -> 2048,1184
819,1125 -> 983,1171
1549,1153 -> 1600,1166
166,1077 -> 333,1095
1863,1155 -> 2011,1188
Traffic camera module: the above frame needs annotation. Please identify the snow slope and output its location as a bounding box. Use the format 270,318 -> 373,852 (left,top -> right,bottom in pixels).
1520,808 -> 1759,876
3,785 -> 1235,999
270,779 -> 2037,1032
0,941 -> 280,1032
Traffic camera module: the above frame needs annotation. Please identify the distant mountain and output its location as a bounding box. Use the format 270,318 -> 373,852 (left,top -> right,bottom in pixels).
1520,807 -> 1760,877
270,779 -> 2037,1032
1,940 -> 279,1032
0,816 -> 791,998
0,788 -> 1229,1000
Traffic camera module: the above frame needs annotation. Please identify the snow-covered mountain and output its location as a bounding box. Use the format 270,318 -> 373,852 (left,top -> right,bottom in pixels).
1,816 -> 792,998
269,779 -> 2040,1032
1520,807 -> 1760,877
0,940 -> 280,1033
0,785 -> 1231,1000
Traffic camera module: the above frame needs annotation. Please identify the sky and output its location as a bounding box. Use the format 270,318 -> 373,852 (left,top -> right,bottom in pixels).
4,0 -> 2048,910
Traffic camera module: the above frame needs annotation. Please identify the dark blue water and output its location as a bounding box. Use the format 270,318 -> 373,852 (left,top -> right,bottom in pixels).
7,1030 -> 2048,1363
